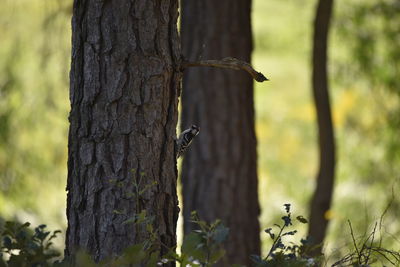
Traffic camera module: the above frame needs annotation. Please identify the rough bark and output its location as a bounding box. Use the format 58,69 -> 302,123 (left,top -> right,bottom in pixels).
181,0 -> 261,266
66,0 -> 181,262
308,0 -> 336,253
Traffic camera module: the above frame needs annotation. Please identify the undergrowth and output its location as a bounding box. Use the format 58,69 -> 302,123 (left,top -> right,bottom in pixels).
1,204 -> 399,266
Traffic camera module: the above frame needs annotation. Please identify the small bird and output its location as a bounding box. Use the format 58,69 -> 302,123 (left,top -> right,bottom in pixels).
176,125 -> 200,158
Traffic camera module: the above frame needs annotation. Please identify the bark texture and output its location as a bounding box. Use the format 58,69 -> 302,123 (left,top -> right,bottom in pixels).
308,0 -> 336,253
66,0 -> 181,262
181,0 -> 260,266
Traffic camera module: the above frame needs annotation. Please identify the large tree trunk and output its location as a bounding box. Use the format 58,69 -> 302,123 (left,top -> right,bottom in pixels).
181,0 -> 260,266
66,0 -> 181,262
308,0 -> 336,253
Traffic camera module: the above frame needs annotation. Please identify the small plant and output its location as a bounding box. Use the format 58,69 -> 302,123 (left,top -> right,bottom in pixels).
0,219 -> 61,266
170,211 -> 229,267
58,211 -> 229,267
251,204 -> 322,267
73,170 -> 229,267
332,221 -> 400,266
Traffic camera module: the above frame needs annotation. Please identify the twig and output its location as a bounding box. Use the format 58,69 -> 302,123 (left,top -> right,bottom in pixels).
378,186 -> 394,248
347,220 -> 361,264
364,222 -> 377,264
332,253 -> 356,266
181,57 -> 269,82
370,247 -> 397,266
264,224 -> 285,262
372,247 -> 400,262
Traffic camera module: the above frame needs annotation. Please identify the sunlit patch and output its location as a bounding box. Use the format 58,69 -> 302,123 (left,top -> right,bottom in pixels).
324,209 -> 335,220
255,121 -> 270,140
333,89 -> 357,128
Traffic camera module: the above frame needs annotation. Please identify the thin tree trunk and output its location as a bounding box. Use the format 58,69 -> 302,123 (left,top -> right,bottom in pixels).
181,1 -> 260,266
308,0 -> 336,253
66,0 -> 181,263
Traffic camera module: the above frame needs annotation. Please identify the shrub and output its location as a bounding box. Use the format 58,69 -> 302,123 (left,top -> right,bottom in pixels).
250,204 -> 322,267
0,219 -> 61,267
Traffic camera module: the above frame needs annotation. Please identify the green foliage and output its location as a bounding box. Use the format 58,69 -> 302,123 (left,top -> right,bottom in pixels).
327,0 -> 400,256
335,0 -> 400,174
60,170 -> 229,266
338,0 -> 400,95
175,211 -> 229,266
2,206 -> 399,267
0,220 -> 61,267
55,211 -> 229,267
0,0 -> 71,229
252,2 -> 400,261
340,0 -> 400,175
1,0 -> 400,265
251,204 -> 322,267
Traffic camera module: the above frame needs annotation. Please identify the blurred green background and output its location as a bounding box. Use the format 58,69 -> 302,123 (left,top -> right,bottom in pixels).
0,0 -> 399,259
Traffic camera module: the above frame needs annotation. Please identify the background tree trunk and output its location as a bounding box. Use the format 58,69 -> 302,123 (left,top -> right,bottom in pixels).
308,0 -> 336,253
66,0 -> 181,262
181,0 -> 260,265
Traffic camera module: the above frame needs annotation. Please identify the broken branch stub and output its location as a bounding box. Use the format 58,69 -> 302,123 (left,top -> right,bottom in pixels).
181,57 -> 269,82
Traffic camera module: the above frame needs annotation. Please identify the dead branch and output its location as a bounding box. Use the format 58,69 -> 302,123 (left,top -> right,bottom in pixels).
181,57 -> 269,82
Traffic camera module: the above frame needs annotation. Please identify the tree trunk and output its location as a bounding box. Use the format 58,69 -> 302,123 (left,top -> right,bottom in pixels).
180,1 -> 260,266
308,0 -> 336,253
66,0 -> 181,262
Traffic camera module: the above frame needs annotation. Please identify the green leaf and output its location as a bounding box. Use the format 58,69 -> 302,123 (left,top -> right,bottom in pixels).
20,222 -> 31,229
123,210 -> 149,225
0,217 -> 5,234
164,250 -> 181,263
114,243 -> 147,265
123,243 -> 147,263
284,203 -> 291,213
212,224 -> 229,244
75,250 -> 97,267
8,254 -> 26,267
181,233 -> 207,261
250,254 -> 264,264
209,248 -> 225,264
3,236 -> 12,249
48,230 -> 62,241
296,216 -> 308,224
113,209 -> 124,215
264,228 -> 275,240
210,219 -> 221,229
147,252 -> 160,267
122,217 -> 136,225
146,223 -> 154,233
136,210 -> 148,224
282,230 -> 297,236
